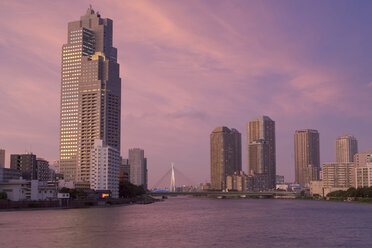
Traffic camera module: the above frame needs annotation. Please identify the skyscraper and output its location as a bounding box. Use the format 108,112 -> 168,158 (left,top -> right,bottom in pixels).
0,149 -> 5,168
210,127 -> 242,190
59,7 -> 121,184
335,135 -> 358,163
128,148 -> 148,190
247,116 -> 276,189
294,129 -> 320,185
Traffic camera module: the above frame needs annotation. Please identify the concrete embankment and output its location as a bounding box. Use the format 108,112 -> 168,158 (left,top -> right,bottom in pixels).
0,195 -> 159,211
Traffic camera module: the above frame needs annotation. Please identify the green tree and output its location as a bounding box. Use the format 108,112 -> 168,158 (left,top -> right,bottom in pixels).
0,192 -> 7,200
119,181 -> 146,198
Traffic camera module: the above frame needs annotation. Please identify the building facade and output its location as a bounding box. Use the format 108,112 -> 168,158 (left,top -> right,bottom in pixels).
247,116 -> 276,189
129,148 -> 147,190
322,162 -> 354,188
0,149 -> 5,168
335,135 -> 358,163
90,139 -> 120,198
354,150 -> 372,168
355,163 -> 372,188
294,129 -> 320,185
10,154 -> 38,180
0,168 -> 21,182
36,158 -> 50,181
210,127 -> 242,190
119,158 -> 130,182
59,7 -> 121,184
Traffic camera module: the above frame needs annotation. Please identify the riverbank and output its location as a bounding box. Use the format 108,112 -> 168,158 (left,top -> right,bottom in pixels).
0,194 -> 159,211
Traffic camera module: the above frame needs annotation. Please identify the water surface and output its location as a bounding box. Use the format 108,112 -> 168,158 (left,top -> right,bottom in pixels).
0,197 -> 371,247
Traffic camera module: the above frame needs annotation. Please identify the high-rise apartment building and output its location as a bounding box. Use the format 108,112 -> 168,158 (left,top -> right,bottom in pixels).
90,139 -> 120,198
10,154 -> 37,180
335,135 -> 358,163
59,7 -> 121,184
322,162 -> 354,188
129,148 -> 148,190
210,127 -> 242,190
0,149 -> 5,168
355,163 -> 372,188
294,129 -> 320,185
247,116 -> 276,189
354,150 -> 372,167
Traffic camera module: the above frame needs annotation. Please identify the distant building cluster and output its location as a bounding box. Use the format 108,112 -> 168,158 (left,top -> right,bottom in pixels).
210,116 -> 278,191
209,116 -> 370,195
310,135 -> 372,196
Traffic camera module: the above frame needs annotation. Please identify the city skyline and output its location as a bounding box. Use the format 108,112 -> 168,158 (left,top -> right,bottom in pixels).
1,1 -> 372,186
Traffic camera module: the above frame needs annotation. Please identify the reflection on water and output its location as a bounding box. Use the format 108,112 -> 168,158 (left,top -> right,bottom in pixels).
0,197 -> 372,248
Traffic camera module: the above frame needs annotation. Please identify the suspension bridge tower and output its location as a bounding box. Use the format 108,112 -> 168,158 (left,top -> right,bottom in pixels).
170,163 -> 176,192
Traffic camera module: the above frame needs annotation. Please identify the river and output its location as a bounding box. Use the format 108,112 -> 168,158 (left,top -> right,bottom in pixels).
0,197 -> 372,247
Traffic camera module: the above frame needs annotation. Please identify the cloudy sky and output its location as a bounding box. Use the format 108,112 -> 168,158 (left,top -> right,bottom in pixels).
1,0 -> 371,187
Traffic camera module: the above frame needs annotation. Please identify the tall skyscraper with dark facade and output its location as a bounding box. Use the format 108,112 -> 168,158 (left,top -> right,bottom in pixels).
294,129 -> 320,185
335,135 -> 358,163
247,116 -> 276,189
210,127 -> 242,190
128,148 -> 148,190
59,7 -> 121,184
0,149 -> 5,168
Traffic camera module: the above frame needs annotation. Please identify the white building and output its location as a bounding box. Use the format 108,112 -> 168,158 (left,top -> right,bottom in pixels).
355,163 -> 372,188
90,139 -> 120,198
31,180 -> 58,201
0,179 -> 29,201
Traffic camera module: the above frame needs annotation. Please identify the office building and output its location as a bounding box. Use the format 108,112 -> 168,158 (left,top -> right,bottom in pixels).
37,158 -> 50,181
355,163 -> 372,188
120,158 -> 130,182
247,116 -> 276,189
90,139 -> 120,198
210,127 -> 242,190
335,135 -> 358,163
294,129 -> 320,185
0,168 -> 21,182
322,162 -> 354,188
10,154 -> 37,180
354,150 -> 372,167
129,148 -> 148,190
0,149 -> 5,168
59,7 -> 121,184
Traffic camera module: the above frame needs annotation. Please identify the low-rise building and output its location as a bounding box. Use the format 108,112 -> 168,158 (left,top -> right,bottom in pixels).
276,175 -> 285,185
31,180 -> 58,201
276,184 -> 289,191
0,168 -> 21,182
0,179 -> 29,201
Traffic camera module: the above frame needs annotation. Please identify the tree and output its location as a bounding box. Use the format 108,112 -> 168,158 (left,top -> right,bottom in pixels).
0,192 -> 7,200
119,181 -> 146,198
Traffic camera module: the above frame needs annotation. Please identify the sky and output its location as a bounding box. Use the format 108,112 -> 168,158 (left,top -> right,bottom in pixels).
0,0 -> 371,187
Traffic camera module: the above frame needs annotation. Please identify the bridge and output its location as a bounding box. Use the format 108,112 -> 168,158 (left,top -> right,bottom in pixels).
150,164 -> 298,198
149,190 -> 298,198
151,163 -> 196,192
